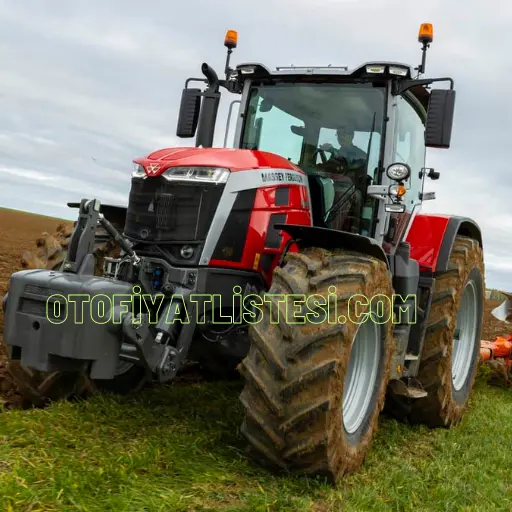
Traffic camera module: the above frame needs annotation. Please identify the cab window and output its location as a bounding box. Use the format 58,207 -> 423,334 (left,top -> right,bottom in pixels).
393,95 -> 426,211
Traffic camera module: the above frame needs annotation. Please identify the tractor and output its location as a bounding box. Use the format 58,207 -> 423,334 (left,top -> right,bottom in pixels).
1,23 -> 485,483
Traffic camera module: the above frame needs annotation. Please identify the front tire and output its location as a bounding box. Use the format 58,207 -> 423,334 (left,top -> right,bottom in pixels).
89,361 -> 149,395
238,247 -> 394,483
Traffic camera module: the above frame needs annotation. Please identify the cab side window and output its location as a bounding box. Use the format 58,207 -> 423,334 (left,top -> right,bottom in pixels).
393,96 -> 426,212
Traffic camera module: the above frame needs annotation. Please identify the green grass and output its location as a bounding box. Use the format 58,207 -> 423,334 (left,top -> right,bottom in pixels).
0,374 -> 511,512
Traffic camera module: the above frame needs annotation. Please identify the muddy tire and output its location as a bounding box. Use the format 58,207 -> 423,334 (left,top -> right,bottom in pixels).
398,235 -> 485,427
238,247 -> 394,483
88,362 -> 150,395
4,220 -> 148,405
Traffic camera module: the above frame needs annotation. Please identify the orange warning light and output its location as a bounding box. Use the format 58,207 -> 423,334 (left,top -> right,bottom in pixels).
224,30 -> 238,49
418,23 -> 433,44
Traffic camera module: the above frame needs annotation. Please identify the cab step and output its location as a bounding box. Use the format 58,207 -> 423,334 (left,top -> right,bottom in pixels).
388,379 -> 428,399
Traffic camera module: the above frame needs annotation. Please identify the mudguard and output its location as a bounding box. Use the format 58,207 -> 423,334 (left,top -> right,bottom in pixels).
275,224 -> 390,266
405,213 -> 482,274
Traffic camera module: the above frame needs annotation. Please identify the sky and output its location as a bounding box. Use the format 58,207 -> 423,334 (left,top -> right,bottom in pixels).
0,0 -> 510,290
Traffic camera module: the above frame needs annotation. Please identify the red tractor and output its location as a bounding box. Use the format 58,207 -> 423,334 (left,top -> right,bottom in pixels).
2,24 -> 485,483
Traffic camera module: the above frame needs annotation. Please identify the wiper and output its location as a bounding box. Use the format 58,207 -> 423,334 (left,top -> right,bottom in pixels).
324,184 -> 357,225
362,111 -> 377,190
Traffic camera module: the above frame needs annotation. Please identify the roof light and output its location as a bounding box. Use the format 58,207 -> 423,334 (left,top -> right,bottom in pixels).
418,23 -> 433,44
239,66 -> 255,74
389,66 -> 408,76
224,30 -> 238,49
366,65 -> 385,74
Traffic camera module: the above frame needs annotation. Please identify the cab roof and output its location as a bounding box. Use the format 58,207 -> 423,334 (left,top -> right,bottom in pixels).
234,61 -> 415,80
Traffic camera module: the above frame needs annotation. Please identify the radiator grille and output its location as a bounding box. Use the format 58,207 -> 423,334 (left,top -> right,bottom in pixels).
124,177 -> 225,242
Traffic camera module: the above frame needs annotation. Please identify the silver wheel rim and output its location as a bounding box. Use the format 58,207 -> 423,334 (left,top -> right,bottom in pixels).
342,316 -> 381,434
452,280 -> 478,391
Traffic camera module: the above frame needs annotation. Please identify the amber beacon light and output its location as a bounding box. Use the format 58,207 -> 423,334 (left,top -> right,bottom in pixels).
417,23 -> 434,74
224,30 -> 238,49
418,23 -> 433,44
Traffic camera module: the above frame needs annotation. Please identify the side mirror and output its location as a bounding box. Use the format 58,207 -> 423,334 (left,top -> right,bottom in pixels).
176,88 -> 202,138
425,89 -> 456,148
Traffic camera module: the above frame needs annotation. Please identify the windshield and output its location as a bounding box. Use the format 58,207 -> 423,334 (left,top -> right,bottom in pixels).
241,81 -> 387,237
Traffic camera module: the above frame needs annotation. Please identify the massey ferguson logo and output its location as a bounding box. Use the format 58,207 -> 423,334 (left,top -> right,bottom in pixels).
260,170 -> 305,184
146,163 -> 161,175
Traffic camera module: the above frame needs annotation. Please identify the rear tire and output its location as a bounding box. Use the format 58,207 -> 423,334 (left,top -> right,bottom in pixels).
4,219 -> 148,406
395,235 -> 484,427
238,247 -> 394,483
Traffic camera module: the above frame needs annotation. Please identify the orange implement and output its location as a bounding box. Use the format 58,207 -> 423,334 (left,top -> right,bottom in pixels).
480,335 -> 512,368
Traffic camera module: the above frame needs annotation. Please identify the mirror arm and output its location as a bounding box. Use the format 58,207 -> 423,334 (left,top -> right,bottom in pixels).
396,76 -> 454,95
185,77 -> 208,88
218,78 -> 242,94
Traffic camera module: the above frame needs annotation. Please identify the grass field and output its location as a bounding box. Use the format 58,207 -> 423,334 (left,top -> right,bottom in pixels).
0,207 -> 511,511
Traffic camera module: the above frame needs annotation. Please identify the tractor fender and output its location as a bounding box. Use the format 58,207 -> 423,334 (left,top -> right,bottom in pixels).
275,224 -> 390,267
405,214 -> 482,274
67,202 -> 127,227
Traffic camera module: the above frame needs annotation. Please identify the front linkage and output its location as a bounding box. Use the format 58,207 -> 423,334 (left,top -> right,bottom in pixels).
3,198 -> 252,385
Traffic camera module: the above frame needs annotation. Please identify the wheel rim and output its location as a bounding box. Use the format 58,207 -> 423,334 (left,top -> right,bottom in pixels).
342,317 -> 381,434
452,280 -> 478,391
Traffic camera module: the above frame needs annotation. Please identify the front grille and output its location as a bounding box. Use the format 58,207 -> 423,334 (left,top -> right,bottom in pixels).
124,177 -> 225,242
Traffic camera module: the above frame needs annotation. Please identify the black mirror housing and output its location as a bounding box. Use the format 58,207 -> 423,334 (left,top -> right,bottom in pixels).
176,88 -> 202,138
425,89 -> 456,148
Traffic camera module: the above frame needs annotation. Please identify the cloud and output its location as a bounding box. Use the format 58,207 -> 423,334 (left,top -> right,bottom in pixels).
0,0 -> 510,290
0,166 -> 57,182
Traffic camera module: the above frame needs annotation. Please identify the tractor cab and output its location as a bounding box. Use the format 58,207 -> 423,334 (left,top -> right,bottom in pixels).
234,65 -> 388,236
176,24 -> 456,249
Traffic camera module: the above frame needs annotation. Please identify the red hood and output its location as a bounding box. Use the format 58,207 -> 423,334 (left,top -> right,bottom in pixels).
133,147 -> 302,176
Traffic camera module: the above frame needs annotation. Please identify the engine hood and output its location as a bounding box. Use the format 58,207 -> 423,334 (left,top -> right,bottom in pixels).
133,147 -> 302,176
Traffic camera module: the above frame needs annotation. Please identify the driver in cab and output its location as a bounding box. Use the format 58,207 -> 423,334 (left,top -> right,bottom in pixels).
317,124 -> 367,233
320,125 -> 367,169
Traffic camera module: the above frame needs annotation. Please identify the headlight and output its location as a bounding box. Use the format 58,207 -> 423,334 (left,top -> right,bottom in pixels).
365,65 -> 385,74
161,166 -> 230,184
132,163 -> 146,178
389,66 -> 408,76
386,163 -> 411,181
385,203 -> 405,213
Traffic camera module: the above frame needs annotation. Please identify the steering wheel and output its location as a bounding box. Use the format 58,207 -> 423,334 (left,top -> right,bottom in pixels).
313,147 -> 350,171
313,147 -> 328,164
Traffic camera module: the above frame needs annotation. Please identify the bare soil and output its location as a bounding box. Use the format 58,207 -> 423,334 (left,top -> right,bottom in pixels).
0,207 -> 509,405
0,208 -> 73,405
